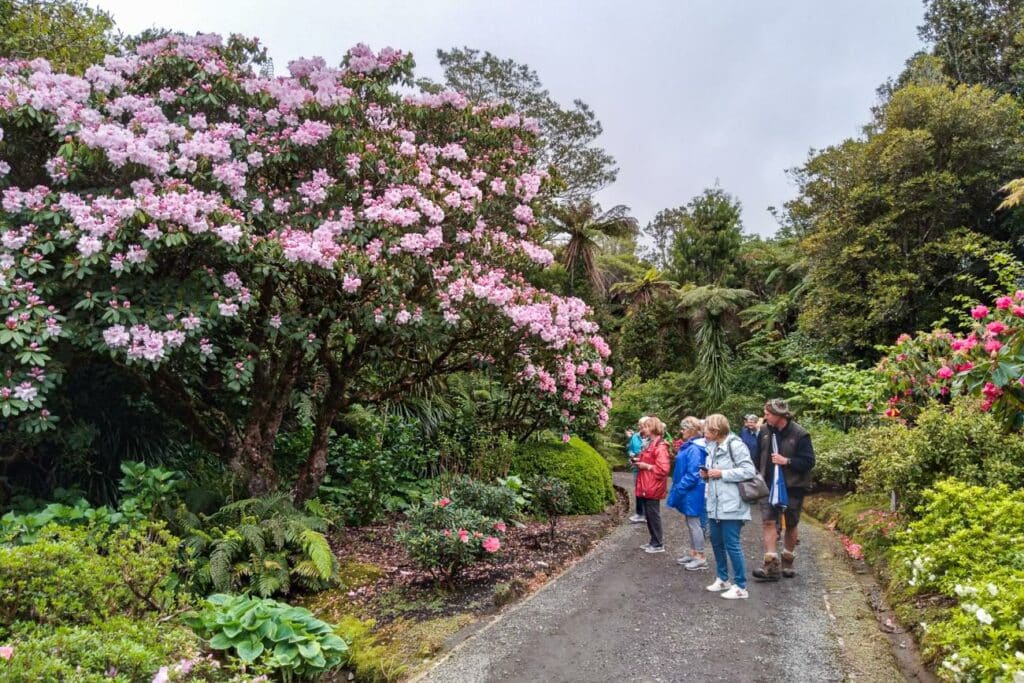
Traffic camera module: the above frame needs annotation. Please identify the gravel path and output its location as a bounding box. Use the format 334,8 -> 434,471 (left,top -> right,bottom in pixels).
416,472 -> 845,683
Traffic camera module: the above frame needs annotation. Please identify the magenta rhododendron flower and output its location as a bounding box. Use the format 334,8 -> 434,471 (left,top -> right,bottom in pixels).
482,536 -> 501,553
984,339 -> 1003,354
986,320 -> 1008,335
435,497 -> 451,508
494,521 -> 506,533
983,382 -> 1003,400
936,366 -> 954,380
971,305 -> 989,319
996,296 -> 1013,309
457,529 -> 469,543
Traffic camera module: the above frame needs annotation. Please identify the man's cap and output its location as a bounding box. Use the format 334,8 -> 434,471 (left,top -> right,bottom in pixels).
764,398 -> 793,419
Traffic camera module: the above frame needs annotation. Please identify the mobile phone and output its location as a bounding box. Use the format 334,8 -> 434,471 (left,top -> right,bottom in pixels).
699,465 -> 709,472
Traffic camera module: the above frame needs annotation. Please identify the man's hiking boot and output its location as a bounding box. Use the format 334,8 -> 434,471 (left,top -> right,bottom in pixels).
752,552 -> 781,581
781,549 -> 796,578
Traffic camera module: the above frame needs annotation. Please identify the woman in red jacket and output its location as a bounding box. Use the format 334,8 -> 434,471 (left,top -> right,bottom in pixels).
635,416 -> 671,553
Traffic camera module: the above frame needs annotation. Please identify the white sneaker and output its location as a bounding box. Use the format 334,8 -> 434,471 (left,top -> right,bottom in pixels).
705,578 -> 733,592
720,585 -> 749,600
629,514 -> 646,524
639,543 -> 653,550
644,545 -> 665,554
684,558 -> 709,571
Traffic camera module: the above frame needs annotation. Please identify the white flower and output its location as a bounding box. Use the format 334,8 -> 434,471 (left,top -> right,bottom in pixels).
976,608 -> 993,625
987,582 -> 999,596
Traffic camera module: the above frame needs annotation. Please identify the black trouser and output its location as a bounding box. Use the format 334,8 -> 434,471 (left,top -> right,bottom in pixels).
641,497 -> 663,547
634,473 -> 643,515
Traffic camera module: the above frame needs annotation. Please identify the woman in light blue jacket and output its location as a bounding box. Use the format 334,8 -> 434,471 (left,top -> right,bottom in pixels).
701,413 -> 756,600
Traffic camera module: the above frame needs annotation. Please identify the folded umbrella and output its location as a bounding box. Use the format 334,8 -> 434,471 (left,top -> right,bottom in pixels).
770,433 -> 789,531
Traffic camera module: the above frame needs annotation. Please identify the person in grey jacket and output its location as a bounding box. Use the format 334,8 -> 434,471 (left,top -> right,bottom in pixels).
701,413 -> 756,600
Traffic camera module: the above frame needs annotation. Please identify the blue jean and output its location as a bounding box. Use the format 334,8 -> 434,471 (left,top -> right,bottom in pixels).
708,519 -> 747,589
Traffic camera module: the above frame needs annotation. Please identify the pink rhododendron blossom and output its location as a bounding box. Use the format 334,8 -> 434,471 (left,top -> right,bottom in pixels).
494,521 -> 506,533
0,646 -> 11,660
457,529 -> 469,543
936,366 -> 954,380
435,497 -> 451,508
986,320 -> 1008,335
996,296 -> 1013,309
971,305 -> 989,319
984,339 -> 1002,354
482,536 -> 501,553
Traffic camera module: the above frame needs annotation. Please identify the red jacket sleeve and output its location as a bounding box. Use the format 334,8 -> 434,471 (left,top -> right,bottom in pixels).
652,441 -> 670,478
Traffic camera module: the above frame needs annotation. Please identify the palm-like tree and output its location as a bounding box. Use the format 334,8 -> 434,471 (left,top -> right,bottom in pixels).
546,199 -> 638,296
609,268 -> 679,312
677,284 -> 755,411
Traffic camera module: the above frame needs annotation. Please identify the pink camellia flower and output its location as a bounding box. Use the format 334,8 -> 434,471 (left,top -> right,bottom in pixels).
494,521 -> 507,533
0,646 -> 12,660
435,497 -> 451,508
987,320 -> 1008,335
936,366 -> 954,380
971,305 -> 990,319
561,433 -> 570,443
457,529 -> 469,543
996,296 -> 1013,309
482,536 -> 501,553
985,339 -> 1003,354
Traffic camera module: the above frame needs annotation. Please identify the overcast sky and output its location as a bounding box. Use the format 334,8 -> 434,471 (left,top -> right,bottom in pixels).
91,1 -> 926,236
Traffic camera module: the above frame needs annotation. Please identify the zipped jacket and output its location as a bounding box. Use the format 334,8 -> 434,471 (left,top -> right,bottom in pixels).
704,434 -> 756,521
635,437 -> 671,500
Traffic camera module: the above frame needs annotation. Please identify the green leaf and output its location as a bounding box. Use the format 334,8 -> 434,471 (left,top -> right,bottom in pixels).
235,638 -> 265,663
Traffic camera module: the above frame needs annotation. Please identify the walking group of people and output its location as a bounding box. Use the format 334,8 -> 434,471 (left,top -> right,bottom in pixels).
625,398 -> 816,600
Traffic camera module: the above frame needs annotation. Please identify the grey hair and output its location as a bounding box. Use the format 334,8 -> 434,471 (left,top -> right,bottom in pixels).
679,416 -> 702,433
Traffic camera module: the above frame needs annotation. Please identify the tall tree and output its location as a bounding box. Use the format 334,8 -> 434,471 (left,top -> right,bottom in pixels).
788,81 -> 1024,356
546,200 -> 638,296
641,206 -> 686,270
435,47 -> 618,201
918,0 -> 1024,94
676,285 -> 754,410
609,269 -> 678,312
0,0 -> 118,74
668,186 -> 744,287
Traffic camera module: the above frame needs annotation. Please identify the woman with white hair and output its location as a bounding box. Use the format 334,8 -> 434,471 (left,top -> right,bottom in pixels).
667,416 -> 709,569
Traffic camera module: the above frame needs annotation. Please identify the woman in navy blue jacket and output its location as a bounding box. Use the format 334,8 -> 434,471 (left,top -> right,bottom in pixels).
666,416 -> 708,570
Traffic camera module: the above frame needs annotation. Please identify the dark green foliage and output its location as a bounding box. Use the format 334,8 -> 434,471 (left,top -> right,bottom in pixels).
182,494 -> 336,598
2,617 -> 209,683
512,437 -> 614,514
855,399 -> 1024,511
395,501 -> 505,581
317,416 -> 439,525
0,0 -> 119,74
668,186 -> 745,287
444,475 -> 519,521
0,497 -> 124,545
530,475 -> 571,540
185,593 -> 348,677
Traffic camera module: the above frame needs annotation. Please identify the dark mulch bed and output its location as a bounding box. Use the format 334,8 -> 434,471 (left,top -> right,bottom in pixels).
325,486 -> 629,625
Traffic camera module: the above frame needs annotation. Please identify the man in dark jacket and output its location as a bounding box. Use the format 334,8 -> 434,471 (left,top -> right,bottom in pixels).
739,414 -> 760,456
752,398 -> 815,581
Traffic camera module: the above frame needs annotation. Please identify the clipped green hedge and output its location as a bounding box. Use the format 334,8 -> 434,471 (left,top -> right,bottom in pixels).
512,437 -> 615,514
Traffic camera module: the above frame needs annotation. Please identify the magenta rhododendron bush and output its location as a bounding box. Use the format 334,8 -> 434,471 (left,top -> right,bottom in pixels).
878,291 -> 1024,429
0,34 -> 612,498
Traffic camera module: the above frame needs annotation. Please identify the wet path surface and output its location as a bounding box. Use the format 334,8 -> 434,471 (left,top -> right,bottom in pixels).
418,472 -> 845,682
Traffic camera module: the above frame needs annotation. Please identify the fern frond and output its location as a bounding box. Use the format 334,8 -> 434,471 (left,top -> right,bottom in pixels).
300,529 -> 335,580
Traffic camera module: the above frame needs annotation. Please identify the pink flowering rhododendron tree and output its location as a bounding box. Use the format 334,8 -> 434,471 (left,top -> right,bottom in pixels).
878,291 -> 1024,430
0,34 -> 612,500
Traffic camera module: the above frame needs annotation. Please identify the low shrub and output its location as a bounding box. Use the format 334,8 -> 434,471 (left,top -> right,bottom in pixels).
0,521 -> 182,628
889,479 -> 1024,681
444,475 -> 519,521
530,475 -> 571,540
0,617 -> 214,683
0,498 -> 124,545
395,499 -> 505,582
811,422 -> 896,490
512,437 -> 615,514
184,593 -> 348,679
856,399 -> 1024,512
182,494 -> 336,598
334,615 -> 407,683
318,417 -> 439,525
